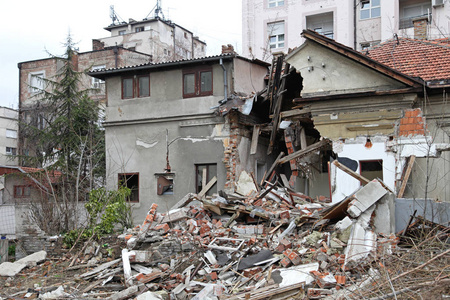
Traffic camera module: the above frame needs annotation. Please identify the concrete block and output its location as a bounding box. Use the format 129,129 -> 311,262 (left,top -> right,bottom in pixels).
16,250 -> 47,267
345,223 -> 376,265
348,180 -> 387,218
0,261 -> 26,276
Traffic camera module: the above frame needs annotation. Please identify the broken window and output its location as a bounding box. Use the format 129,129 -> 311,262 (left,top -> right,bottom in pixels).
6,147 -> 16,156
138,75 -> 150,97
360,160 -> 383,182
14,185 -> 31,198
118,173 -> 139,202
360,0 -> 381,20
268,0 -> 284,8
29,71 -> 45,93
156,173 -> 174,195
195,164 -> 217,196
267,21 -> 285,49
183,67 -> 213,98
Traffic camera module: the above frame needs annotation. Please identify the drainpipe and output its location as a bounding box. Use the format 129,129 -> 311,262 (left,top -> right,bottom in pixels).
220,58 -> 228,103
354,1 -> 357,50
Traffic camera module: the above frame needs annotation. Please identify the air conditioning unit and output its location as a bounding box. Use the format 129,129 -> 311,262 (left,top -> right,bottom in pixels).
432,0 -> 444,7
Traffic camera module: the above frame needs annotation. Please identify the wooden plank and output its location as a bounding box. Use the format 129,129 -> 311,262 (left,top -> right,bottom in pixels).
250,125 -> 260,155
264,152 -> 285,182
280,108 -> 311,119
197,176 -> 217,199
169,193 -> 196,210
397,155 -> 416,198
278,139 -> 330,164
202,168 -> 207,190
279,174 -> 290,188
332,160 -> 370,185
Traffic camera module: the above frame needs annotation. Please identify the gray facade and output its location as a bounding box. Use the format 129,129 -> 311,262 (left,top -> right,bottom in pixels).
91,54 -> 268,223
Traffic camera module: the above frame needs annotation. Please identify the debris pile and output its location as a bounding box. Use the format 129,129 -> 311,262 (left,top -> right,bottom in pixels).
0,176 -> 448,299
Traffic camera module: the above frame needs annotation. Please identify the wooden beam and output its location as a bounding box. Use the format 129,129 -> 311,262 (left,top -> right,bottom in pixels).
250,125 -> 260,155
397,155 -> 416,198
264,151 -> 285,182
198,176 -> 217,199
278,139 -> 330,164
280,108 -> 311,119
332,160 -> 370,185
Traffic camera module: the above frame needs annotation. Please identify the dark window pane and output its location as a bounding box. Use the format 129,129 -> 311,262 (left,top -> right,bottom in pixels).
123,78 -> 133,98
139,76 -> 149,97
184,73 -> 195,95
200,71 -> 212,93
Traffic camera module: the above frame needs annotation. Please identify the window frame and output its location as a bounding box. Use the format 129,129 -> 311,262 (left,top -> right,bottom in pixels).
14,185 -> 31,198
182,66 -> 213,98
135,26 -> 144,32
119,30 -> 127,35
195,163 -> 217,196
268,0 -> 284,8
29,71 -> 45,93
122,77 -> 135,99
267,21 -> 285,49
137,75 -> 150,98
6,147 -> 16,155
360,0 -> 381,20
118,173 -> 139,202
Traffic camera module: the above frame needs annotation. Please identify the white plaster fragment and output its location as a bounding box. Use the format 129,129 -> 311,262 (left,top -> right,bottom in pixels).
347,180 -> 387,218
136,139 -> 158,148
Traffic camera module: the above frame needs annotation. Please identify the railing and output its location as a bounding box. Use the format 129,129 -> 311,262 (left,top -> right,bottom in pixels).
399,13 -> 432,29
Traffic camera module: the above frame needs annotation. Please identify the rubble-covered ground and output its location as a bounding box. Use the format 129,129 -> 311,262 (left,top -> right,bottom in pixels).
0,178 -> 449,299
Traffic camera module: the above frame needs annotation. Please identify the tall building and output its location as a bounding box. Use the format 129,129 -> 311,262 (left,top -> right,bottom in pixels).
242,0 -> 449,60
0,107 -> 18,166
93,6 -> 206,63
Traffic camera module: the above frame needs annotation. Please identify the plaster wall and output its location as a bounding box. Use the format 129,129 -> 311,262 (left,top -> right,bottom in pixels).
286,42 -> 406,96
105,119 -> 228,223
233,59 -> 268,93
331,139 -> 396,203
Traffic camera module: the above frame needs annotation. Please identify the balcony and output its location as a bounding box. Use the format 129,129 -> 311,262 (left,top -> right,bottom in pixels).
399,1 -> 432,29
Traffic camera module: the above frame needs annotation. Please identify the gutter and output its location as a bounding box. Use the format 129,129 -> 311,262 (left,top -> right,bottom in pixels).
219,58 -> 228,104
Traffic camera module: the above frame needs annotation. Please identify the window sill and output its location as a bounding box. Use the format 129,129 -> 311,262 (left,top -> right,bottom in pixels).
359,16 -> 381,21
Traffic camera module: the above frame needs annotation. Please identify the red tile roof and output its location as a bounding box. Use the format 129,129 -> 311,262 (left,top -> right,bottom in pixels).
367,38 -> 450,82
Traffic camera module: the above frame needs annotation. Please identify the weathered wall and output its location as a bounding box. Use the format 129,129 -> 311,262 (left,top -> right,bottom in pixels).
0,107 -> 18,166
285,41 -> 408,96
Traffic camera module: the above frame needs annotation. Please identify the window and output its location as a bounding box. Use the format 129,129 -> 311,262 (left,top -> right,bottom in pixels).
267,21 -> 285,49
122,77 -> 134,99
138,75 -> 150,97
306,12 -> 334,39
91,65 -> 106,89
195,164 -> 217,196
268,0 -> 284,8
29,71 -> 45,93
119,30 -> 127,35
183,67 -> 213,98
122,75 -> 150,99
360,0 -> 381,20
118,173 -> 139,202
360,160 -> 383,182
399,2 -> 432,29
156,173 -> 174,195
6,129 -> 17,139
14,185 -> 31,198
6,147 -> 16,155
135,26 -> 144,32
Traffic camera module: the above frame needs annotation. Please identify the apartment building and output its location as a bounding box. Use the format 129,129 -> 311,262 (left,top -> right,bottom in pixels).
0,107 -> 18,166
242,0 -> 449,60
94,17 -> 207,63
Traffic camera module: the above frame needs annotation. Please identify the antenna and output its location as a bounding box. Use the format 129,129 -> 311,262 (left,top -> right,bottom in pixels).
110,5 -> 118,25
145,0 -> 165,20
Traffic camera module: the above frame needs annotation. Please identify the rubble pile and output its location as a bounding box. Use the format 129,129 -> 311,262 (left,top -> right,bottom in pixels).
0,176 -> 448,299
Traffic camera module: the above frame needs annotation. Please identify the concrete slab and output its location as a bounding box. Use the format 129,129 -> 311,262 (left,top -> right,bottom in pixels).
347,180 -> 387,218
16,250 -> 47,267
0,261 -> 26,277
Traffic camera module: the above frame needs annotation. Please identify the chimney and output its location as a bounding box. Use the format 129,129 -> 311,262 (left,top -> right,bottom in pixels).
92,39 -> 105,51
413,16 -> 428,40
221,44 -> 236,54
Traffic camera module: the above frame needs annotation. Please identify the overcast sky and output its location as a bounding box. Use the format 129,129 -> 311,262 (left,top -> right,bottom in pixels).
0,0 -> 242,109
